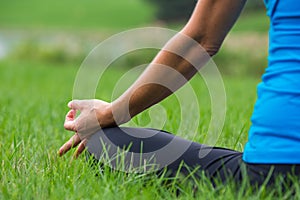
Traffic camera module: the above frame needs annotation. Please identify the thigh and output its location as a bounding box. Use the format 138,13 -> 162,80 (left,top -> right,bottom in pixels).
87,126 -> 198,173
86,127 -> 243,181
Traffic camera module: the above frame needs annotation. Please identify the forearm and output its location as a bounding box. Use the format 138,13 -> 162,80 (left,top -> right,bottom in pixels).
107,0 -> 247,125
111,35 -> 208,124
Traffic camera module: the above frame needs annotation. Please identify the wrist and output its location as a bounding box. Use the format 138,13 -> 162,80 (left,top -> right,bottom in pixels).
110,99 -> 132,126
97,103 -> 116,128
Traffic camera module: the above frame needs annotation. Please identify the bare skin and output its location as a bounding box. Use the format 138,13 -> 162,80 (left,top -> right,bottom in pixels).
59,0 -> 247,158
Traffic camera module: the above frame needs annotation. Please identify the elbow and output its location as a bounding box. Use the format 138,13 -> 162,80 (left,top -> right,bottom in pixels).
191,37 -> 221,57
190,34 -> 221,57
202,44 -> 220,57
180,30 -> 221,57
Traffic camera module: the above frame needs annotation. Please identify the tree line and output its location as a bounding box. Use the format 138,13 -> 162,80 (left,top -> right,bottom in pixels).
146,0 -> 265,22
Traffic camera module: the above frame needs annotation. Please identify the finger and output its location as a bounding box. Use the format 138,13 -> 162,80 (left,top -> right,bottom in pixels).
64,109 -> 78,131
58,134 -> 81,156
73,139 -> 87,159
64,119 -> 77,132
64,109 -> 77,132
68,100 -> 85,110
65,109 -> 76,121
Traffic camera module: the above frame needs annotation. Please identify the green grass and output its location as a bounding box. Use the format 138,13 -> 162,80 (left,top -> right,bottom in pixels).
0,0 -> 155,30
232,10 -> 269,33
1,60 -> 299,199
0,0 -> 268,33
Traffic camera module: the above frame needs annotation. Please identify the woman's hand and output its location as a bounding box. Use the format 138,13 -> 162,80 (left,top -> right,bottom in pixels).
58,99 -> 114,157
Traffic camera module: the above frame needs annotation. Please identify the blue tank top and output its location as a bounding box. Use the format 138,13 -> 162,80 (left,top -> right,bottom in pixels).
243,0 -> 300,163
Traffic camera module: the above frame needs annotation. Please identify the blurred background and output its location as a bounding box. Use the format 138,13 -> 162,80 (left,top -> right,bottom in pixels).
0,0 -> 268,76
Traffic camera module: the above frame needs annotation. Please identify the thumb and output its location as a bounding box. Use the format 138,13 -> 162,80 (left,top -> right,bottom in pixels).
64,110 -> 78,132
64,119 -> 77,132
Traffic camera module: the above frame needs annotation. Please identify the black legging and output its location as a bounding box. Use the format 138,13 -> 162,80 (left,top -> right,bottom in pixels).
86,127 -> 300,186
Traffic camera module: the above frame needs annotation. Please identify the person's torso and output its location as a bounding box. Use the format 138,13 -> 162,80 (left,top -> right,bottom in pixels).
243,0 -> 300,163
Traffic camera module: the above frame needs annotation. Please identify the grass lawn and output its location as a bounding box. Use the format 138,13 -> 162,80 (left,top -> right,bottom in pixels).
1,60 -> 299,199
231,10 -> 269,33
0,0 -> 269,32
0,0 -> 155,30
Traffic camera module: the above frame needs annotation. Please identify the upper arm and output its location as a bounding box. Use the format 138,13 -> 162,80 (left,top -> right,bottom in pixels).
181,0 -> 247,55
